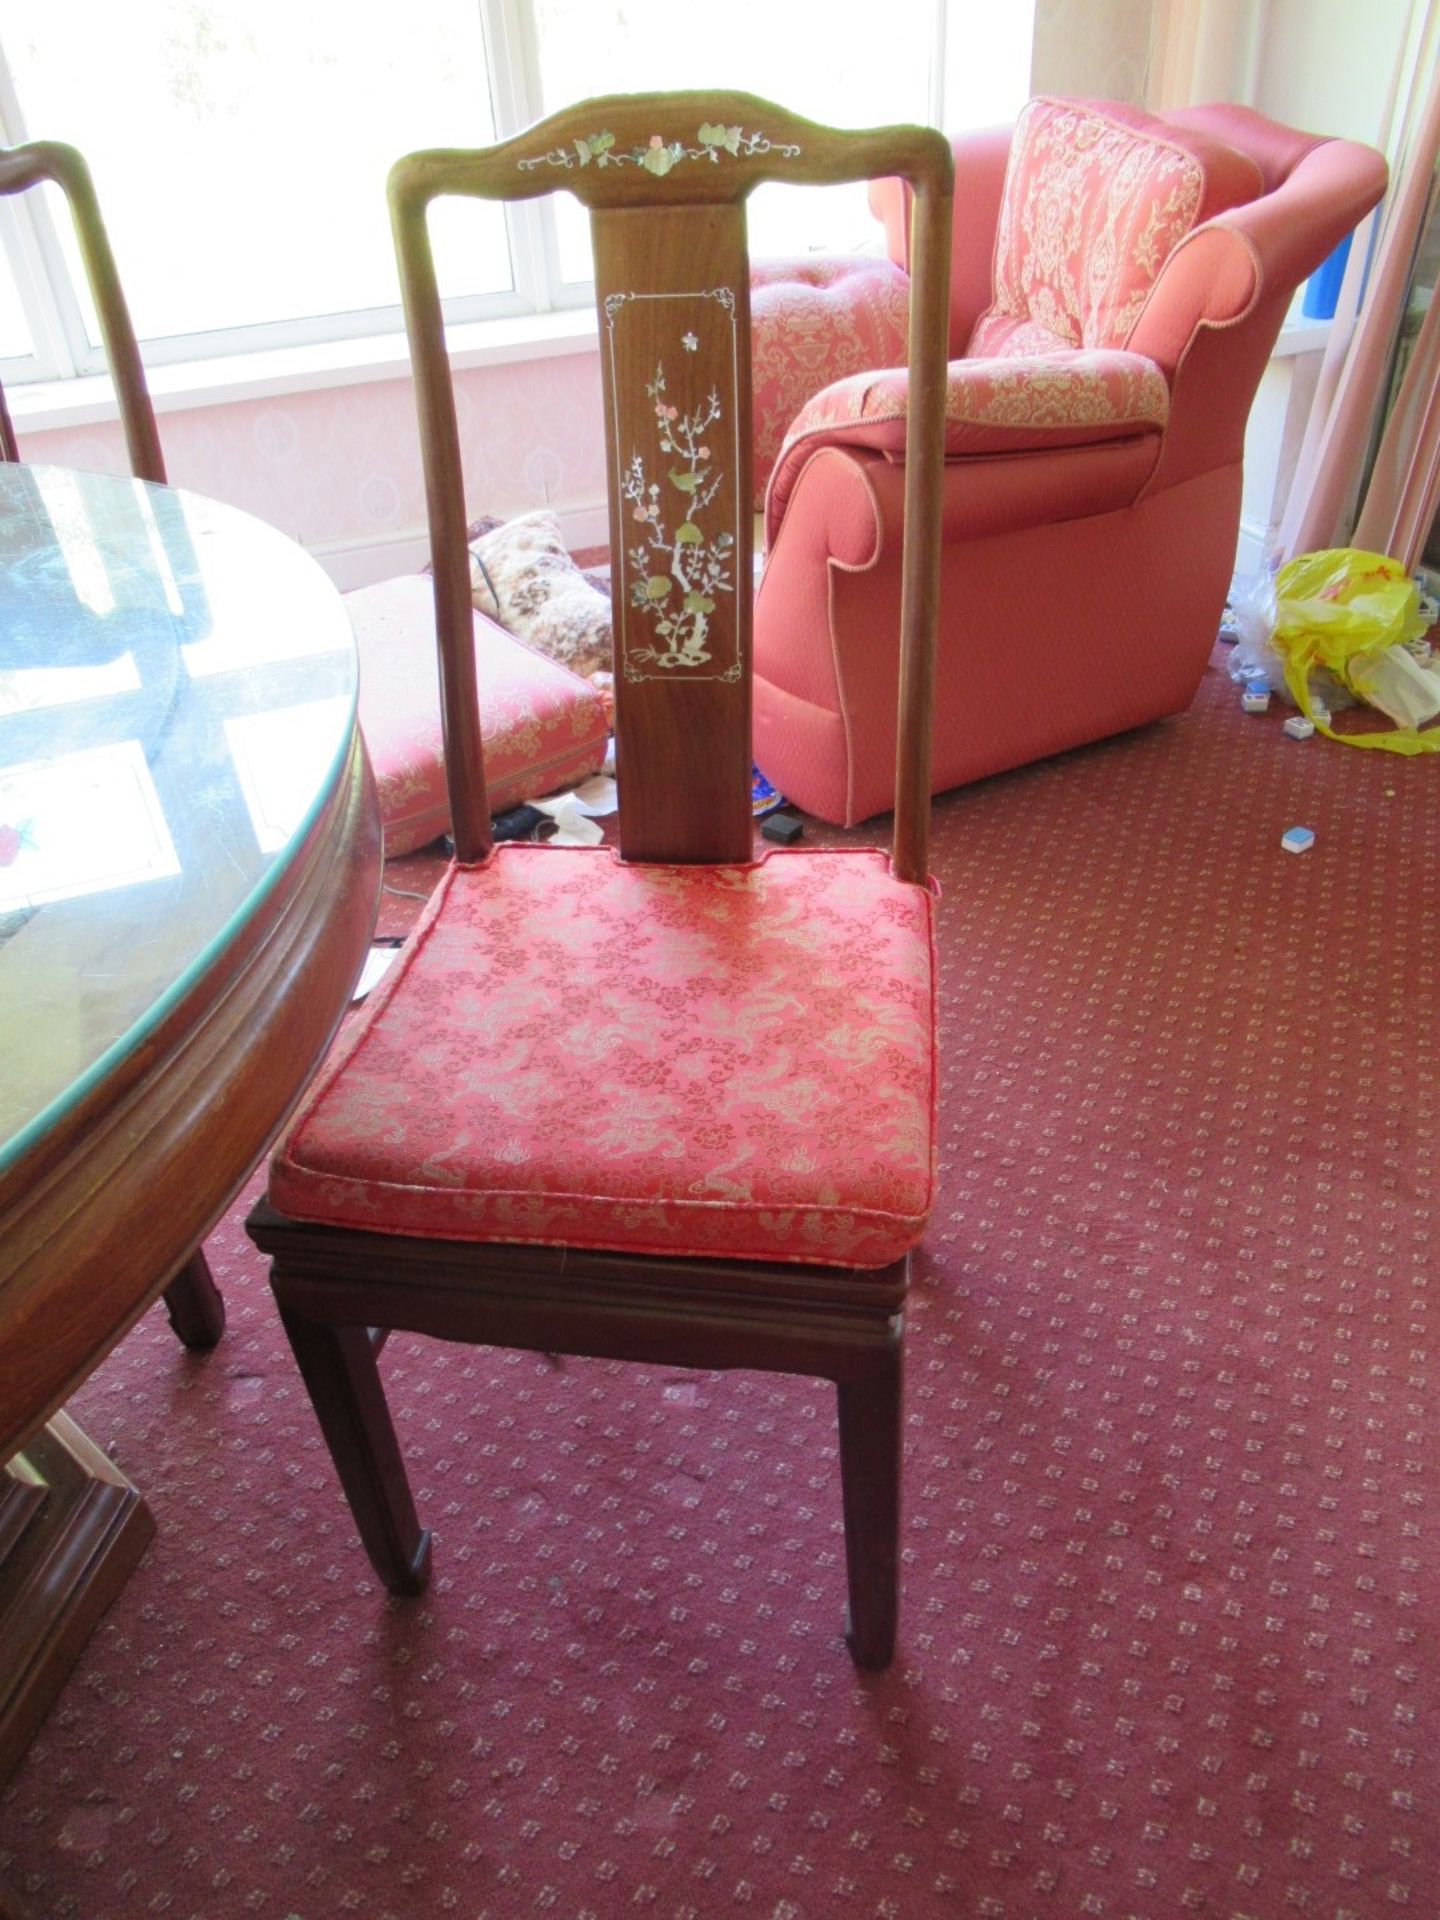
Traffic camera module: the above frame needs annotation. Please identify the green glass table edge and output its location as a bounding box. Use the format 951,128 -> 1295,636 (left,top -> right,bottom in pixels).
0,667 -> 363,1181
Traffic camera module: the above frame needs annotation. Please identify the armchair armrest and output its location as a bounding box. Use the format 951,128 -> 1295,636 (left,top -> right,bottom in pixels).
1126,222 -> 1262,374
1126,131 -> 1387,492
765,349 -> 1169,542
1128,134 -> 1388,376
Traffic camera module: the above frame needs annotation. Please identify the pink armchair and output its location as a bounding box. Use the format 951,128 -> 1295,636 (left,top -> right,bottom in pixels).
750,98 -> 1388,825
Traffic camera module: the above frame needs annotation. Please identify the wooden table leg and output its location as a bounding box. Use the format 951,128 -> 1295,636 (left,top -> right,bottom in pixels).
162,1247 -> 226,1349
0,1414 -> 154,1783
0,1253 -> 223,1785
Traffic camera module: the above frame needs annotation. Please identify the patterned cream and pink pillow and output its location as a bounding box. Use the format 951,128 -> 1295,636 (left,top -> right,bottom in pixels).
469,510 -> 614,680
348,573 -> 609,856
968,97 -> 1263,359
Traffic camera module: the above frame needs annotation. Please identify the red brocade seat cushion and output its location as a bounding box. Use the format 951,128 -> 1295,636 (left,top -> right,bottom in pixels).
270,844 -> 938,1268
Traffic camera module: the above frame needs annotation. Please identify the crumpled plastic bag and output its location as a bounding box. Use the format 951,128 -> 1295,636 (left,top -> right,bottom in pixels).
1230,570 -> 1353,711
1268,548 -> 1440,753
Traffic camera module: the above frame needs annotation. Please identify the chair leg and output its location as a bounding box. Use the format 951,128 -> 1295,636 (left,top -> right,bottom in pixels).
277,1306 -> 431,1596
162,1249 -> 226,1349
836,1340 -> 903,1671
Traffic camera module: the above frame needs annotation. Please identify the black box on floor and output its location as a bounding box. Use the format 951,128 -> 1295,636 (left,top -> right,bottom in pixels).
761,812 -> 804,845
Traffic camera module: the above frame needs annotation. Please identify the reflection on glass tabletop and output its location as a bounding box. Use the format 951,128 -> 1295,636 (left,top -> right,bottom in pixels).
0,464 -> 358,1165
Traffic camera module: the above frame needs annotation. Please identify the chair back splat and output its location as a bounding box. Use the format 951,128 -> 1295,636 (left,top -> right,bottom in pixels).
0,141 -> 164,485
251,94 -> 952,1672
388,93 -> 951,874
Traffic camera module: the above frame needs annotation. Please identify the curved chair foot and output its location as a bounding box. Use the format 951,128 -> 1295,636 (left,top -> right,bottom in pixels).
837,1356 -> 902,1672
276,1306 -> 430,1595
845,1603 -> 896,1673
162,1250 -> 226,1349
381,1526 -> 433,1597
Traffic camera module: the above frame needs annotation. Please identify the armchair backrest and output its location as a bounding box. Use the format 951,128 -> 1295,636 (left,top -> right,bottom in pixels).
865,99 -> 1386,497
965,97 -> 1264,359
872,99 -> 1384,387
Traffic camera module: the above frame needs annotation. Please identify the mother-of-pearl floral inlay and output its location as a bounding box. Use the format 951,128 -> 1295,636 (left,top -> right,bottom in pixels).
520,123 -> 801,177
604,290 -> 742,682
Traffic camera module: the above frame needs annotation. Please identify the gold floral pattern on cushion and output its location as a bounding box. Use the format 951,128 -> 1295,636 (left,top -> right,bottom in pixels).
766,348 -> 1169,533
269,844 -> 938,1269
348,574 -> 609,856
750,258 -> 911,509
969,97 -> 1262,359
470,510 -> 614,680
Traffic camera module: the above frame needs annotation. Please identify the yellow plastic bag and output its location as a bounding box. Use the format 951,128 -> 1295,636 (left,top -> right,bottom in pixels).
1271,548 -> 1440,754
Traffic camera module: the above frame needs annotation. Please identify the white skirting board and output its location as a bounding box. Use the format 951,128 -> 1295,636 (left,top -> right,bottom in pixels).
304,497 -> 612,590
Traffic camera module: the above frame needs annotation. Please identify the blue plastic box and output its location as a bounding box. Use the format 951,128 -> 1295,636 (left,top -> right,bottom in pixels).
1302,232 -> 1354,321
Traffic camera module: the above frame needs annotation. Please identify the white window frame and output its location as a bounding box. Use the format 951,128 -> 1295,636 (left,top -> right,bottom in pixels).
0,1 -> 1020,399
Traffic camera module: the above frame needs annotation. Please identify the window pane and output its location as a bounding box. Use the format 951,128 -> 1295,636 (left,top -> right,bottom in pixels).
532,0 -> 936,278
0,252 -> 36,363
943,9 -> 1031,129
5,0 -> 512,346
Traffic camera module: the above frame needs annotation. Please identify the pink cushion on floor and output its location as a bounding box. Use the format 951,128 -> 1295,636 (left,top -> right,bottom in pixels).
349,574 -> 610,856
270,844 -> 938,1268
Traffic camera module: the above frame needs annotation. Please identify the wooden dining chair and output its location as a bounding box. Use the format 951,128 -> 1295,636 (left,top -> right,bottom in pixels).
0,140 -> 224,1349
246,93 -> 952,1668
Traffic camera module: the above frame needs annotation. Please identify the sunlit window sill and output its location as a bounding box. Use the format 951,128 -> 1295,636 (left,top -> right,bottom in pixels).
1272,313 -> 1332,356
8,306 -> 602,434
10,303 -> 1332,438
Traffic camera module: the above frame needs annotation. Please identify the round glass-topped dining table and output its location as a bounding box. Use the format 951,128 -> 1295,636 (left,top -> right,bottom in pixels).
0,462 -> 381,1774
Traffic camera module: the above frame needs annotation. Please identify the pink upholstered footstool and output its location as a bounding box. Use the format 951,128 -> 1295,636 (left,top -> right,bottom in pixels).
346,573 -> 610,857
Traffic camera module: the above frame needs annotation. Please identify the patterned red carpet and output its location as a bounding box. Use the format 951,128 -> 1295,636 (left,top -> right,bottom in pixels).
3,647 -> 1436,1919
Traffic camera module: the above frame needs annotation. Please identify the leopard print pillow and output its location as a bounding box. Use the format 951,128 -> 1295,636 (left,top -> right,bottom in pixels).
468,510 -> 613,680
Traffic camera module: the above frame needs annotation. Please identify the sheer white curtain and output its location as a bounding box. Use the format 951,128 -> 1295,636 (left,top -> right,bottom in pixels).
1146,0 -> 1440,567
1146,0 -> 1264,110
1276,2 -> 1440,559
1351,87 -> 1440,561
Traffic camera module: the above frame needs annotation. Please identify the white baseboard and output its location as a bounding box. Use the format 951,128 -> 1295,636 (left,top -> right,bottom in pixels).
308,498 -> 611,590
312,531 -> 431,590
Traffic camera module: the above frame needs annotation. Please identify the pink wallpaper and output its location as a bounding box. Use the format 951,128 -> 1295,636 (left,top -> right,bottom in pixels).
16,350 -> 607,563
